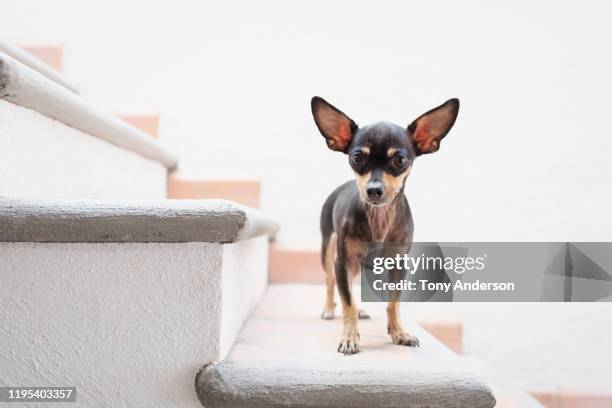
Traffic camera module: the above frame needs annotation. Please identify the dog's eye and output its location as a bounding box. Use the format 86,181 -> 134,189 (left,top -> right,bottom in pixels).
393,155 -> 408,168
350,153 -> 364,167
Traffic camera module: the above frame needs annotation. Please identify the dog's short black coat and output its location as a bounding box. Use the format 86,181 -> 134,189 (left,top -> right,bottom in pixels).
312,96 -> 459,355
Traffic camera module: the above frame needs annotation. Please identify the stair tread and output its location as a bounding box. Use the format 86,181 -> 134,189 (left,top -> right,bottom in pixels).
0,197 -> 278,243
458,356 -> 545,407
196,284 -> 495,407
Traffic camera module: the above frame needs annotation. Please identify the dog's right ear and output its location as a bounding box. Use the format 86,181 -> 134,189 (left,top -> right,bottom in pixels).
311,96 -> 357,153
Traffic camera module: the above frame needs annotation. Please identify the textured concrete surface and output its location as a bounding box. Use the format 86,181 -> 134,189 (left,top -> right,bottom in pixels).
0,242 -> 223,407
0,198 -> 278,243
0,51 -> 176,169
196,285 -> 495,407
0,236 -> 270,407
197,360 -> 495,408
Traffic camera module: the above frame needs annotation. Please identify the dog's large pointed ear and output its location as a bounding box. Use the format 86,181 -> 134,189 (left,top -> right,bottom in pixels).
311,96 -> 358,153
408,98 -> 460,155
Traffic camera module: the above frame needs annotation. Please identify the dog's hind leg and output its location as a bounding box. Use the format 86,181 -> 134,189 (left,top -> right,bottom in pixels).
321,233 -> 337,320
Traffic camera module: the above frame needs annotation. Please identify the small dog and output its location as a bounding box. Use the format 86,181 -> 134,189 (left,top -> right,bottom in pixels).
311,96 -> 459,355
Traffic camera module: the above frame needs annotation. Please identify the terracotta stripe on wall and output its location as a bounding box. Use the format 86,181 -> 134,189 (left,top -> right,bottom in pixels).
168,178 -> 261,209
119,114 -> 160,138
418,319 -> 463,354
20,44 -> 64,71
268,246 -> 325,284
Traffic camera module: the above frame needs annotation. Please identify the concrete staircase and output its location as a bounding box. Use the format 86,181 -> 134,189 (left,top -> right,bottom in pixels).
0,45 -> 276,407
2,44 -> 610,408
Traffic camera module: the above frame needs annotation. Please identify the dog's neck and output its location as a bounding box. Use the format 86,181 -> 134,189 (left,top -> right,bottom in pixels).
364,194 -> 404,242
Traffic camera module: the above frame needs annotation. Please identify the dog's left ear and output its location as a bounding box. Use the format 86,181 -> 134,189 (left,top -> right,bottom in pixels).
408,98 -> 460,155
311,96 -> 358,153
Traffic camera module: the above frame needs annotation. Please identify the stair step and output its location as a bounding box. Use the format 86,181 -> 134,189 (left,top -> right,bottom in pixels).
1,198 -> 278,407
269,246 -> 465,353
195,284 -> 495,408
20,44 -> 64,71
167,177 -> 260,208
0,197 -> 278,243
118,113 -> 159,138
457,357 -> 545,407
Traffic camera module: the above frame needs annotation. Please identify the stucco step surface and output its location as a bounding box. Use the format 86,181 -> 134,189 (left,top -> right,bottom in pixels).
0,198 -> 278,243
195,284 -> 495,408
458,356 -> 544,407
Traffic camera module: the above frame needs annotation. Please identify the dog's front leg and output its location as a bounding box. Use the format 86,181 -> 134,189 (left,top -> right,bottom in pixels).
387,301 -> 420,347
335,244 -> 359,355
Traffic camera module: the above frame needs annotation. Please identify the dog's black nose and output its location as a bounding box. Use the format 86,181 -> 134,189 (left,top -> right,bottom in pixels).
366,185 -> 384,200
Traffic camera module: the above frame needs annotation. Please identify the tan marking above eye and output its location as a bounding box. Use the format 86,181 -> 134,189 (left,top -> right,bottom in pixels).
360,147 -> 370,155
387,148 -> 398,157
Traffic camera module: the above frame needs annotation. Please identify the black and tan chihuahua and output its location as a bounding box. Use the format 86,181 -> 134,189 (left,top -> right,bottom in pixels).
311,96 -> 459,355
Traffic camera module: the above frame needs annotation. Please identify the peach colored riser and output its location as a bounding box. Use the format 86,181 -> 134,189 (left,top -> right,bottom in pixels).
167,178 -> 261,209
528,388 -> 612,408
119,114 -> 159,138
417,320 -> 462,354
269,247 -> 325,284
20,44 -> 64,71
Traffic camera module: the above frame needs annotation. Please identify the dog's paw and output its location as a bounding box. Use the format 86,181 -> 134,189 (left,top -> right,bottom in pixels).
358,309 -> 371,320
321,308 -> 335,320
390,330 -> 420,347
337,335 -> 360,355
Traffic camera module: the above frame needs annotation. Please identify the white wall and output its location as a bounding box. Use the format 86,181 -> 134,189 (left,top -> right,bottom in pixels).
0,100 -> 167,199
3,1 -> 611,245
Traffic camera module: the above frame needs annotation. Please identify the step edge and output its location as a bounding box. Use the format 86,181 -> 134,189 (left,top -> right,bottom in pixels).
0,51 -> 177,170
0,197 -> 278,243
0,42 -> 78,93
